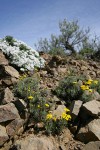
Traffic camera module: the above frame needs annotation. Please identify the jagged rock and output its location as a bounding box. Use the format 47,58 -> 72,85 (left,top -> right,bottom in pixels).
14,99 -> 27,112
70,100 -> 83,120
2,77 -> 18,86
40,71 -> 47,77
1,87 -> 14,104
57,67 -> 67,74
0,103 -> 20,123
82,141 -> 100,150
13,135 -> 58,150
0,51 -> 8,65
6,118 -> 24,137
96,70 -> 100,77
70,60 -> 80,67
88,119 -> 100,141
52,105 -> 66,118
81,66 -> 88,71
82,100 -> 100,117
3,65 -> 20,78
0,125 -> 9,146
76,119 -> 100,143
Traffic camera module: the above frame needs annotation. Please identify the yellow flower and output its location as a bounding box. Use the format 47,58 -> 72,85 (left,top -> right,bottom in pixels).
89,89 -> 93,92
85,86 -> 89,90
85,81 -> 92,85
64,107 -> 70,112
46,113 -> 53,120
73,81 -> 77,84
61,112 -> 67,119
37,105 -> 40,108
45,103 -> 49,107
28,96 -> 33,100
81,85 -> 89,90
94,80 -> 98,84
65,115 -> 71,121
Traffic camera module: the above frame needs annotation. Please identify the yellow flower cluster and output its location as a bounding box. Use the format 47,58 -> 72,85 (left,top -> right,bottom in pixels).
28,95 -> 33,100
80,79 -> 98,92
46,107 -> 71,122
45,103 -> 49,107
46,113 -> 53,119
61,112 -> 71,121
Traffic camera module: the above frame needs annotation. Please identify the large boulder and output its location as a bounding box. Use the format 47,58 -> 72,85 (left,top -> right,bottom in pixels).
12,135 -> 58,150
76,119 -> 100,143
82,100 -> 100,117
0,103 -> 20,123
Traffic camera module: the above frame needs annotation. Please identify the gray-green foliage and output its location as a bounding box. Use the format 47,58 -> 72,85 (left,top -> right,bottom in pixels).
5,35 -> 15,46
35,19 -> 89,55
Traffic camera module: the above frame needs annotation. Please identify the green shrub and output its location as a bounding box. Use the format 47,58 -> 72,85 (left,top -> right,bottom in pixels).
54,76 -> 100,104
5,36 -> 15,46
14,75 -> 39,100
19,44 -> 29,52
49,47 -> 66,56
14,75 -> 71,135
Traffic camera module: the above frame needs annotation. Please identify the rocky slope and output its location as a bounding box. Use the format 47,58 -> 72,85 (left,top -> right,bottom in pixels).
0,50 -> 100,150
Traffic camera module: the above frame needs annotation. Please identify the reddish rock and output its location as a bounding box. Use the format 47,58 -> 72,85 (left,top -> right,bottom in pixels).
0,50 -> 8,65
1,87 -> 14,104
0,103 -> 20,123
0,125 -> 9,146
6,118 -> 24,137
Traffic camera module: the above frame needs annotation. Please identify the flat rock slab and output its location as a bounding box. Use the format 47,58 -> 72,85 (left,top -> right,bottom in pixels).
4,65 -> 20,78
0,103 -> 20,123
82,100 -> 100,117
0,125 -> 9,146
88,119 -> 100,141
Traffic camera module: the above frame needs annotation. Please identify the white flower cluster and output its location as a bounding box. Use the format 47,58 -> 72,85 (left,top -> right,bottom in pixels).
0,37 -> 45,71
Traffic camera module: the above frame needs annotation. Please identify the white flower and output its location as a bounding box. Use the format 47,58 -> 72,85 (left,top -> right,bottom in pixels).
0,37 -> 45,71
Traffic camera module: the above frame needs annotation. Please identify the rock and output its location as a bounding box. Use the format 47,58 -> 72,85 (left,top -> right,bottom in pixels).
40,71 -> 47,77
76,119 -> 100,143
57,67 -> 67,74
4,65 -> 20,78
91,91 -> 100,101
0,103 -> 20,123
96,70 -> 100,77
0,50 -> 8,65
89,71 -> 96,78
70,100 -> 83,120
52,105 -> 66,118
6,118 -> 24,137
82,141 -> 100,150
14,99 -> 27,112
81,66 -> 88,71
13,135 -> 58,150
82,100 -> 100,117
88,119 -> 100,141
2,77 -> 18,86
1,87 -> 14,104
0,125 -> 9,146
